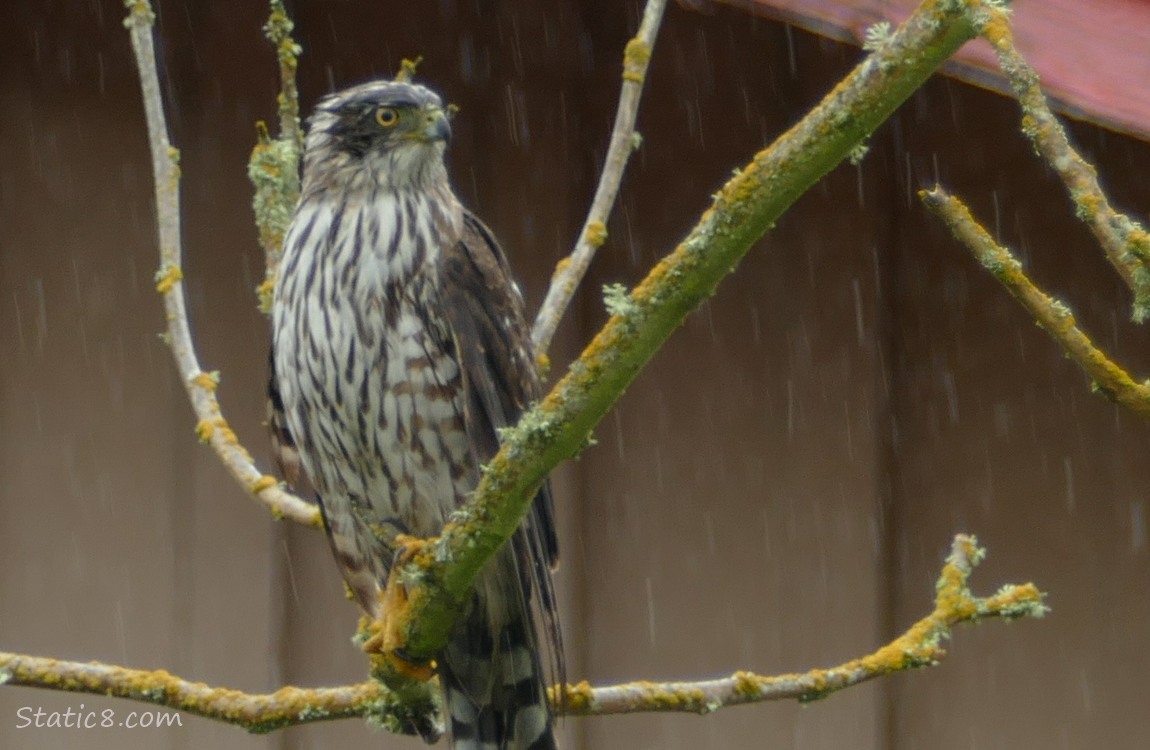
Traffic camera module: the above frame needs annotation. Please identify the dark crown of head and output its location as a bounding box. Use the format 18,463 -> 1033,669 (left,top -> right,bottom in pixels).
318,80 -> 442,116
311,80 -> 444,157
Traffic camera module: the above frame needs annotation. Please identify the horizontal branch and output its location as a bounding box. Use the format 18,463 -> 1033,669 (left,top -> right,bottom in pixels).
973,3 -> 1150,320
124,0 -> 319,528
0,651 -> 378,733
382,0 -> 984,669
562,534 -> 1045,714
1,535 -> 1045,728
921,187 -> 1150,416
531,0 -> 668,355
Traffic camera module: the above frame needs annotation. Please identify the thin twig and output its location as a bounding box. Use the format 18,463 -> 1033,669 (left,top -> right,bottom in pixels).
530,0 -> 669,355
124,0 -> 320,528
0,534 -> 1045,728
972,4 -> 1150,320
922,187 -> 1150,416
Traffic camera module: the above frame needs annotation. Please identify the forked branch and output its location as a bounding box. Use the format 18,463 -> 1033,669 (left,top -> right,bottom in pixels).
0,535 -> 1045,730
923,3 -> 1150,416
123,0 -> 319,527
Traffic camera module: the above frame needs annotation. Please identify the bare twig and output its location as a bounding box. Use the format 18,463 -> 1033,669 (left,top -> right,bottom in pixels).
530,0 -> 669,355
0,534 -> 1045,727
922,187 -> 1150,416
972,4 -> 1150,320
124,0 -> 320,528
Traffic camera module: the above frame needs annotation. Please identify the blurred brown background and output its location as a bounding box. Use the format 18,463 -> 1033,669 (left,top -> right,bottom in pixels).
2,1 -> 1149,749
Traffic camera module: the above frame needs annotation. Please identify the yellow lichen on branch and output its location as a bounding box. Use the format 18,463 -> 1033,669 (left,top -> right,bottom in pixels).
0,651 -> 384,733
0,534 -> 1044,728
561,534 -> 1044,715
922,186 -> 1150,417
154,265 -> 183,294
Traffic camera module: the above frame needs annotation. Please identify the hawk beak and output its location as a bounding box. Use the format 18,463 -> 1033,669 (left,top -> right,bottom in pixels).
421,108 -> 452,143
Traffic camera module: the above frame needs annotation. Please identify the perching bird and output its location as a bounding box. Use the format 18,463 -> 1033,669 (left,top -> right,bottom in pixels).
269,78 -> 562,750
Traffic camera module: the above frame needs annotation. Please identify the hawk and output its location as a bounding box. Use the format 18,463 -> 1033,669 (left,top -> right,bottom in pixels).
269,79 -> 562,750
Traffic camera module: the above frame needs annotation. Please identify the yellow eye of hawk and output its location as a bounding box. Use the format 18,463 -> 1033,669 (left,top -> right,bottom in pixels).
375,107 -> 399,127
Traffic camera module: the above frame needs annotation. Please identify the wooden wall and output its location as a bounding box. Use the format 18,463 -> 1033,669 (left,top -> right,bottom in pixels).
2,2 -> 1148,749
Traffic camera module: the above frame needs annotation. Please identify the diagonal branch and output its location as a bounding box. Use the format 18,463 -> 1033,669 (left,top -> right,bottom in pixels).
531,0 -> 669,355
380,0 -> 986,669
0,534 -> 1045,728
921,187 -> 1150,416
124,0 -> 320,528
973,4 -> 1150,320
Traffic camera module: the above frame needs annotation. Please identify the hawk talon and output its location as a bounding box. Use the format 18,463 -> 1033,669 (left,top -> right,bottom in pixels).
391,533 -> 428,567
362,533 -> 435,683
384,648 -> 436,683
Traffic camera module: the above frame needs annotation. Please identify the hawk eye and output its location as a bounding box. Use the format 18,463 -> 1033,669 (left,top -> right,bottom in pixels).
375,107 -> 399,127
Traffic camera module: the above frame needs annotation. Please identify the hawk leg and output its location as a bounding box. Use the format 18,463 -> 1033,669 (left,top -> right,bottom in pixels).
364,534 -> 436,683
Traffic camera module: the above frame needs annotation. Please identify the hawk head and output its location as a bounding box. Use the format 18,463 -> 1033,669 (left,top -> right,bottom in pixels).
303,80 -> 453,191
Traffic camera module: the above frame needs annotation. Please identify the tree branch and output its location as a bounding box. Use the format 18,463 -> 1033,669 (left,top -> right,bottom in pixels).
562,534 -> 1045,714
124,0 -> 320,528
921,187 -> 1150,416
381,0 -> 985,670
530,0 -> 669,356
1,535 -> 1045,728
973,3 -> 1150,320
0,651 -> 379,733
250,0 -> 304,314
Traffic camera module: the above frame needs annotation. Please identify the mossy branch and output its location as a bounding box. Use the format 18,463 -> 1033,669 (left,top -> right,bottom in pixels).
380,0 -> 984,667
250,0 -> 304,314
0,535 -> 1044,727
922,187 -> 1150,416
124,0 -> 320,528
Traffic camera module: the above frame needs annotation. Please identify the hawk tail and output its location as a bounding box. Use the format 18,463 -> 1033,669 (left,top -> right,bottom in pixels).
439,550 -> 557,750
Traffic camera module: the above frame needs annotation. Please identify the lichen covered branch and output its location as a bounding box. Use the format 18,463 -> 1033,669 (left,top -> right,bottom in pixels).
922,187 -> 1150,416
0,651 -> 383,733
124,0 -> 320,528
379,0 -> 984,669
531,0 -> 668,355
1,535 -> 1044,727
973,3 -> 1150,320
562,534 -> 1045,714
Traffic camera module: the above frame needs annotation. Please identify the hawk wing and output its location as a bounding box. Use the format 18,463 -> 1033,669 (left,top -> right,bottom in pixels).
267,349 -> 313,498
438,210 -> 564,684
